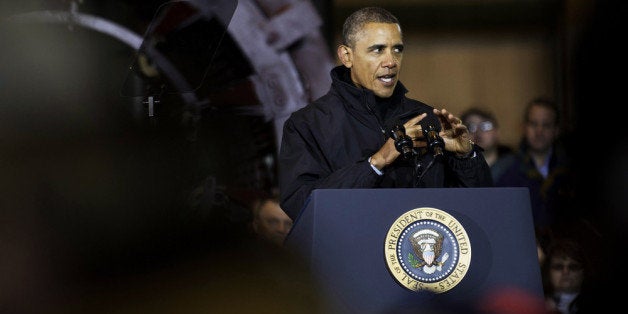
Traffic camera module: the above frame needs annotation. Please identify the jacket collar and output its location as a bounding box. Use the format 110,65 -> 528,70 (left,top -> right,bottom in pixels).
330,65 -> 407,112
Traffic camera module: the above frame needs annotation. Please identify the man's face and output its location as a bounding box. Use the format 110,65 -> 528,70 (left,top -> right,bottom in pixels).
342,22 -> 404,98
524,104 -> 558,153
253,200 -> 293,246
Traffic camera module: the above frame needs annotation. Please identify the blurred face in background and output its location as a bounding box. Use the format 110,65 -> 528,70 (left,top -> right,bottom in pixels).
252,199 -> 293,246
549,255 -> 584,293
524,104 -> 558,153
464,113 -> 498,151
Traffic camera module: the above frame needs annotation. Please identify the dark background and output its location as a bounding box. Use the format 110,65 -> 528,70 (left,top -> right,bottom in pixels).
0,0 -> 625,312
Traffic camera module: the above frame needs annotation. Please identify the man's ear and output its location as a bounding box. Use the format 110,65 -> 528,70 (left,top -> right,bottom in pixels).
337,45 -> 352,67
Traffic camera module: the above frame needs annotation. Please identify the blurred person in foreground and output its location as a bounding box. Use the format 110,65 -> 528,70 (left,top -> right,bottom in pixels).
278,7 -> 492,220
251,196 -> 293,247
461,107 -> 515,183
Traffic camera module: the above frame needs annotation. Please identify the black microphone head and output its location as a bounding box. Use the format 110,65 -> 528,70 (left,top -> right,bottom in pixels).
389,124 -> 414,160
419,114 -> 444,156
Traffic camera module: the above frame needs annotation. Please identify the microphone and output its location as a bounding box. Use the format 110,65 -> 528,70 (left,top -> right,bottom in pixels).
422,124 -> 444,157
415,113 -> 444,157
390,124 -> 414,160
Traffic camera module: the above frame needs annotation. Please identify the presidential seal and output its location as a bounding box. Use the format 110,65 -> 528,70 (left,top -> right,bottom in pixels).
384,207 -> 471,293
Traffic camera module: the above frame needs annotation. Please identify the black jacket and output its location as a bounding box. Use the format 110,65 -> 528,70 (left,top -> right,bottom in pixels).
279,66 -> 492,220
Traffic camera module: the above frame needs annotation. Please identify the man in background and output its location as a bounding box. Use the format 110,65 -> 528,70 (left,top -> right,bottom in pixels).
495,97 -> 576,232
251,196 -> 293,247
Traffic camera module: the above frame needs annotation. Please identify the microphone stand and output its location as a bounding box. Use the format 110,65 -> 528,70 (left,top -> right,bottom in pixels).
414,125 -> 445,187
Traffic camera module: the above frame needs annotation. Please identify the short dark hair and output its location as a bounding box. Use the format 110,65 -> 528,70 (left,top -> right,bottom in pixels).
461,107 -> 499,128
525,96 -> 559,125
342,7 -> 399,47
546,238 -> 586,265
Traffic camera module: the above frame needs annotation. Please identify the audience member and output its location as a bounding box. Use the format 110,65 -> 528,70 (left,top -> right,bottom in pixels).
461,107 -> 515,182
542,237 -> 595,314
250,196 -> 293,247
495,97 -> 576,232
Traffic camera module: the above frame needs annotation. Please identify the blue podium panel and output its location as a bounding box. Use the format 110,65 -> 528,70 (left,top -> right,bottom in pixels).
285,188 -> 542,313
